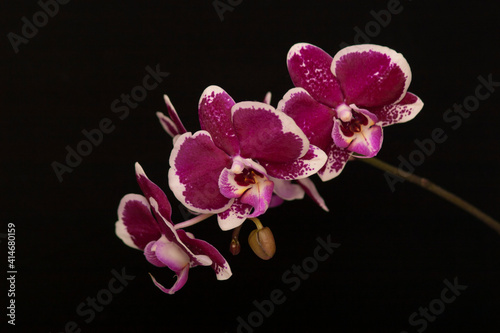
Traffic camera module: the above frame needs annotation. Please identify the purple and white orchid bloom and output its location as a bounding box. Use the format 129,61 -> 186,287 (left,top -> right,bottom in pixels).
156,91 -> 328,212
115,163 -> 232,294
280,43 -> 424,181
168,86 -> 328,231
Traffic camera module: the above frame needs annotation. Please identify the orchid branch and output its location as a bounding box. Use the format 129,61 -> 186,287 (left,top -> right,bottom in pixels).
359,157 -> 500,236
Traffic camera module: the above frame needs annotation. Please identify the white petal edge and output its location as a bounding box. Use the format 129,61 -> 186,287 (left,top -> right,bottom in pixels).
115,193 -> 151,250
198,85 -> 229,109
156,111 -> 178,138
168,131 -> 235,215
276,87 -> 312,113
287,42 -> 316,63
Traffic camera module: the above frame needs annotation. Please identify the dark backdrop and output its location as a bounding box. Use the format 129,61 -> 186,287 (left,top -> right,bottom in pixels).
3,0 -> 500,332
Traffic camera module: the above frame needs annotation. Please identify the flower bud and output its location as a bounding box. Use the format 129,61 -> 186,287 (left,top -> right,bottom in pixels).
229,238 -> 240,255
248,227 -> 276,260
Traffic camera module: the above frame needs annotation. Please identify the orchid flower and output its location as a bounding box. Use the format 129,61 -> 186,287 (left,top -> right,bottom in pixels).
156,91 -> 328,212
115,163 -> 232,294
279,43 -> 424,181
168,85 -> 327,231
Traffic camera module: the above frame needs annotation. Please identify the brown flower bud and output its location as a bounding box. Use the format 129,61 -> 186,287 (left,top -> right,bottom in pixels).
229,238 -> 241,255
248,227 -> 276,260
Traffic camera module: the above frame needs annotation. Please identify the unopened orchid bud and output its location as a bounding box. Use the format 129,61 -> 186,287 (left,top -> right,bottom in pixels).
248,227 -> 276,260
230,225 -> 242,256
230,238 -> 241,255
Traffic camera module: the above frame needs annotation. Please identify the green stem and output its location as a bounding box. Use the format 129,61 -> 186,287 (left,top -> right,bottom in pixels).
249,218 -> 264,230
360,157 -> 500,236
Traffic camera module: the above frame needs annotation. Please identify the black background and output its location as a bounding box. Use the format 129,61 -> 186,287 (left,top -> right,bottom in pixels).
3,0 -> 500,332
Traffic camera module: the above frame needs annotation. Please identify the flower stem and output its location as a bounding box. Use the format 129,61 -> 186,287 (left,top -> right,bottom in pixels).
174,213 -> 213,230
230,225 -> 243,256
359,157 -> 500,236
249,217 -> 264,230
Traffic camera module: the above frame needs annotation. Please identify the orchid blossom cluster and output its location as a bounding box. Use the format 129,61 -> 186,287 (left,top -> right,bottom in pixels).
115,43 -> 423,294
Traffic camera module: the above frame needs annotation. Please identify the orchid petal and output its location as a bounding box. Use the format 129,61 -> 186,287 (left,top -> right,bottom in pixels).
144,240 -> 166,267
287,43 -> 344,107
263,92 -> 272,105
372,92 -> 424,126
116,193 -> 161,250
317,143 -> 352,181
164,94 -> 187,134
154,236 -> 192,272
278,88 -> 335,152
332,44 -> 411,107
149,265 -> 189,295
269,195 -> 285,208
156,94 -> 188,139
135,163 -> 172,235
157,112 -> 180,139
239,177 -> 274,218
259,144 -> 327,180
217,200 -> 253,231
198,86 -> 240,156
271,177 -> 305,201
297,178 -> 329,212
232,101 -> 309,163
149,199 -> 214,269
177,229 -> 232,280
169,131 -> 234,214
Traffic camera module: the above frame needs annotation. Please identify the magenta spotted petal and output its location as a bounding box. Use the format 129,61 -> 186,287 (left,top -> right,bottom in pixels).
277,88 -> 335,152
278,88 -> 348,178
199,85 -> 240,156
217,199 -> 253,231
232,101 -> 309,163
332,44 -> 411,108
319,143 -> 352,181
169,131 -> 233,214
259,145 -> 327,180
287,43 -> 344,108
372,92 -> 424,127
